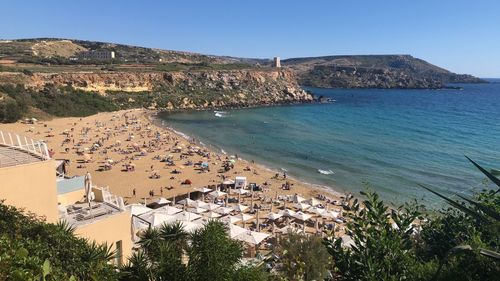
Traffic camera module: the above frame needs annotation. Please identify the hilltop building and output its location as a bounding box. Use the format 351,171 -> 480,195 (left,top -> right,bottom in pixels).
77,50 -> 115,60
273,56 -> 281,68
0,131 -> 132,265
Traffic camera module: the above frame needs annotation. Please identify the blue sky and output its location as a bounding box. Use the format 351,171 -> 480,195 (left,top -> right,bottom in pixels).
2,0 -> 499,77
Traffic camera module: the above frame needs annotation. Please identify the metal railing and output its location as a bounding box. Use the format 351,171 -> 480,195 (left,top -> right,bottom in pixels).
0,131 -> 50,168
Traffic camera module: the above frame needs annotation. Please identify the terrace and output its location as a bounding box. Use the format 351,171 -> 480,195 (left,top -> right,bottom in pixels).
0,131 -> 50,168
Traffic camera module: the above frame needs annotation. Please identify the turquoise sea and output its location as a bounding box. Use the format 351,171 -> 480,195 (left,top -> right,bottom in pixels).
158,80 -> 500,205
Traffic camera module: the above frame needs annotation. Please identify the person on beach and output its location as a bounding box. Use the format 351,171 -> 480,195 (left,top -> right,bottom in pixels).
133,188 -> 136,197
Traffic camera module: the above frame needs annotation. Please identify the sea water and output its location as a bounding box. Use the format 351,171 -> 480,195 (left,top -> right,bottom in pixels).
159,80 -> 500,205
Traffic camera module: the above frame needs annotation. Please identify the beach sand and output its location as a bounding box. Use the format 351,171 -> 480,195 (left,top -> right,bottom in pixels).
0,109 -> 347,234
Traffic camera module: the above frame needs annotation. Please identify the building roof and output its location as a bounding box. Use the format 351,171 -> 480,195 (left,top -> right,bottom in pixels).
0,131 -> 50,168
57,176 -> 84,194
0,145 -> 45,168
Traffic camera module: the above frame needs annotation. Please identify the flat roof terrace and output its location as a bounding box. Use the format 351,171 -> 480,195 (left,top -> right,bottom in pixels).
0,131 -> 50,168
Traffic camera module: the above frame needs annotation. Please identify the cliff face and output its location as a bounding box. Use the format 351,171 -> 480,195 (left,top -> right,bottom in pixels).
0,70 -> 313,110
283,55 -> 486,89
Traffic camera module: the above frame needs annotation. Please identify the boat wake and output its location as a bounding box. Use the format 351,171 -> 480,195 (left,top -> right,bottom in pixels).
214,111 -> 228,118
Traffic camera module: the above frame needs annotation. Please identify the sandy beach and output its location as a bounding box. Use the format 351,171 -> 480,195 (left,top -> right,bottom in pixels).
0,109 -> 348,234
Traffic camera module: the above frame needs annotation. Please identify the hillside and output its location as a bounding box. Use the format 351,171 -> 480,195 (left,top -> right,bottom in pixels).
282,55 -> 485,89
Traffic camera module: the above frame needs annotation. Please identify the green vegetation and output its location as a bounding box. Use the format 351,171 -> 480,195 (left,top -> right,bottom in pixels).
0,202 -> 118,280
121,220 -> 268,281
0,84 -> 121,122
324,158 -> 500,281
273,232 -> 331,280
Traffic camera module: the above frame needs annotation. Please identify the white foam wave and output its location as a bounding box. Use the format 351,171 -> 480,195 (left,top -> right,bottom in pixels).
318,169 -> 335,175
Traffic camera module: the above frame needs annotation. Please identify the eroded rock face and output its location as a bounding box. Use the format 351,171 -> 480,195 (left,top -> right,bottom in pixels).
0,69 -> 313,110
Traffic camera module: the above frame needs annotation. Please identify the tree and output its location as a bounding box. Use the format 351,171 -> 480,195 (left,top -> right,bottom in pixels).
274,232 -> 330,280
323,191 -> 430,281
0,202 -> 118,280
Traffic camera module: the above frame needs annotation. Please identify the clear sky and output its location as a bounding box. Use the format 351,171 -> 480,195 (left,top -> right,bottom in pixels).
2,0 -> 499,77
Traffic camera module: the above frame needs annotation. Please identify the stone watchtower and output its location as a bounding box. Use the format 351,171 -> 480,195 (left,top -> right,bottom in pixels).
273,57 -> 281,68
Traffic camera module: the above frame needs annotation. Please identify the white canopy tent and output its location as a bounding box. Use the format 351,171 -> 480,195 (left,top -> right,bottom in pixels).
266,212 -> 283,221
174,211 -> 202,222
234,231 -> 270,245
233,204 -> 249,213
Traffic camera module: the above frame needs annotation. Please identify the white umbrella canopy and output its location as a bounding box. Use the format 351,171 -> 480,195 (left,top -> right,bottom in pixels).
197,187 -> 213,193
201,203 -> 221,211
233,189 -> 249,195
294,195 -> 306,203
181,221 -> 204,233
209,190 -> 227,198
234,231 -> 270,245
308,206 -> 327,216
214,207 -> 234,215
328,211 -> 340,219
294,202 -> 311,211
192,200 -> 209,208
236,213 -> 254,222
220,215 -> 242,224
156,205 -> 183,215
277,224 -> 299,234
140,212 -> 176,227
267,212 -> 283,221
203,211 -> 222,219
279,209 -> 296,217
305,198 -> 321,206
227,224 -> 247,238
126,204 -> 152,216
178,198 -> 195,206
187,207 -> 209,214
222,179 -> 235,185
233,204 -> 249,213
155,197 -> 172,204
293,211 -> 313,221
174,211 -> 202,222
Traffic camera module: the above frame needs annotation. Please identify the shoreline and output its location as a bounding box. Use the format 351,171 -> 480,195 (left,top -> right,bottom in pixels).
148,110 -> 348,200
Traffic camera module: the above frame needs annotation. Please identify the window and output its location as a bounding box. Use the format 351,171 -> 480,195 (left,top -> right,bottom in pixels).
115,240 -> 123,266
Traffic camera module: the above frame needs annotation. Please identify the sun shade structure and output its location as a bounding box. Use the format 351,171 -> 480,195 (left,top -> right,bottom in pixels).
187,207 -> 208,214
227,224 -> 247,238
181,221 -> 204,233
126,204 -> 152,216
196,187 -> 213,193
140,212 -> 175,227
178,198 -> 195,206
174,211 -> 202,222
294,195 -> 306,203
236,213 -> 254,222
266,212 -> 283,221
233,204 -> 249,213
234,231 -> 270,245
155,205 -> 183,215
233,189 -> 249,195
279,209 -> 296,217
305,198 -> 321,206
308,206 -> 326,216
293,211 -> 312,221
203,211 -> 221,218
215,207 -> 233,215
201,203 -> 221,211
220,215 -> 242,224
294,202 -> 311,211
209,190 -> 227,198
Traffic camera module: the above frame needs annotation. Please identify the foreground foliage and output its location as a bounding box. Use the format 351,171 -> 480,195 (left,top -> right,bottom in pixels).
120,220 -> 268,281
0,202 -> 118,280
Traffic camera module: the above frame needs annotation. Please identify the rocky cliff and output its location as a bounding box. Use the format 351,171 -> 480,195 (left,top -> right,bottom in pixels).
282,55 -> 485,89
0,69 -> 313,110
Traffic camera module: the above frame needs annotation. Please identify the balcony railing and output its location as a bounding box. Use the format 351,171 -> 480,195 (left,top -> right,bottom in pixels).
0,131 -> 50,168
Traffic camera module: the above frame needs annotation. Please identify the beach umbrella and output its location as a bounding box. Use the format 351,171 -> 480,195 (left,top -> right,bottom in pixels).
174,211 -> 202,222
201,203 -> 220,211
197,187 -> 213,193
220,215 -> 242,224
203,211 -> 221,219
181,221 -> 204,233
125,204 -> 152,217
294,195 -> 306,203
236,213 -> 254,222
214,207 -> 233,215
178,198 -> 195,206
279,209 -> 296,217
278,225 -> 299,234
227,224 -> 247,238
140,212 -> 175,227
191,200 -> 208,208
209,190 -> 227,198
294,202 -> 311,211
187,207 -> 208,214
222,179 -> 235,185
305,198 -> 321,206
267,212 -> 283,221
329,211 -> 340,219
233,204 -> 249,213
234,231 -> 270,245
308,206 -> 327,216
155,197 -> 171,205
293,211 -> 312,222
156,205 -> 182,215
233,189 -> 248,195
